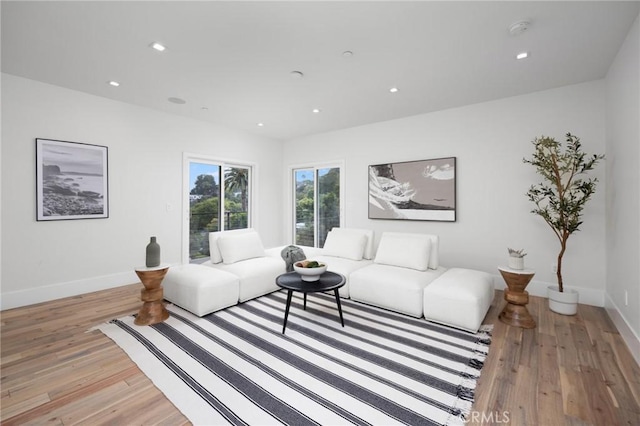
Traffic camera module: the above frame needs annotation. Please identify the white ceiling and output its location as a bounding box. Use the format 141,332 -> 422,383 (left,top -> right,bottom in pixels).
2,1 -> 639,141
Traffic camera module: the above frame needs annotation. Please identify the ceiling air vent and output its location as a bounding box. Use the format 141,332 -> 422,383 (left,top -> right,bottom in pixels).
509,20 -> 531,36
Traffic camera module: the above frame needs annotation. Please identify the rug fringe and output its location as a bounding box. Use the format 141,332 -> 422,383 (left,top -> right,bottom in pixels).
468,357 -> 485,370
447,391 -> 474,425
478,324 -> 494,334
466,324 -> 492,372
448,411 -> 469,426
447,406 -> 464,422
460,371 -> 480,381
476,336 -> 492,346
457,384 -> 475,402
460,375 -> 479,390
468,350 -> 488,371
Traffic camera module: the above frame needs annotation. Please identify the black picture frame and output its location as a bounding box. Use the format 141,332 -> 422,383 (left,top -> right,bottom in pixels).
368,157 -> 456,221
36,138 -> 109,221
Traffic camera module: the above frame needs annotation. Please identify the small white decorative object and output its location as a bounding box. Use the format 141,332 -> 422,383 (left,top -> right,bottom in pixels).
507,248 -> 527,270
293,260 -> 327,282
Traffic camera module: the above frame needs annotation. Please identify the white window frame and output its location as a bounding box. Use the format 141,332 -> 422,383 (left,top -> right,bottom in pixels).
287,160 -> 345,247
182,152 -> 256,263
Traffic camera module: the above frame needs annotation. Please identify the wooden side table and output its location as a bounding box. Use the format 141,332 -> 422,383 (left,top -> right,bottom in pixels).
134,264 -> 170,326
498,266 -> 536,329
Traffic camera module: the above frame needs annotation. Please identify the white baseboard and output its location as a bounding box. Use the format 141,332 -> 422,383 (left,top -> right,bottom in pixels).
492,274 -> 605,306
604,294 -> 640,366
1,271 -> 139,311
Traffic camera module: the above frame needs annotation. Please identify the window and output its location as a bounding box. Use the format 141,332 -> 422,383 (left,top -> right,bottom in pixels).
293,165 -> 342,247
184,155 -> 252,263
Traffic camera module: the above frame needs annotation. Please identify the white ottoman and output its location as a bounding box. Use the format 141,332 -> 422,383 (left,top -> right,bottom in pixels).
423,268 -> 494,332
163,264 -> 239,317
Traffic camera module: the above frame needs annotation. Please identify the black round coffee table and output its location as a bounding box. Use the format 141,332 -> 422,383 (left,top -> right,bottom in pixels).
275,271 -> 346,333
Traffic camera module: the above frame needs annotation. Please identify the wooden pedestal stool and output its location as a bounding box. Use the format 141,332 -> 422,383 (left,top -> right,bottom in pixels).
498,266 -> 536,329
134,264 -> 170,326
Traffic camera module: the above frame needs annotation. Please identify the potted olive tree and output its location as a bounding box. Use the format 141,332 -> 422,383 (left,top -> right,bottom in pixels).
523,133 -> 604,315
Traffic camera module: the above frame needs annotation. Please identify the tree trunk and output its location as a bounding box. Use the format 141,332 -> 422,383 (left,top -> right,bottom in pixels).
557,237 -> 568,292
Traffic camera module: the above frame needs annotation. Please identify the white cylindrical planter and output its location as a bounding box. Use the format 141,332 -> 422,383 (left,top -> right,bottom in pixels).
547,286 -> 579,315
508,256 -> 525,270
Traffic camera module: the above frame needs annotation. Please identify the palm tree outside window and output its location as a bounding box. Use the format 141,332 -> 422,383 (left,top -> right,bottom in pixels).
224,166 -> 250,230
186,159 -> 252,263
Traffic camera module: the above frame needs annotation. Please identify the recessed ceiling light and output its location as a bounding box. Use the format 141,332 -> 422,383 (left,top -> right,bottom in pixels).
342,51 -> 354,57
312,108 -> 321,114
257,122 -> 264,127
516,52 -> 529,60
168,97 -> 186,104
108,81 -> 120,87
150,42 -> 166,52
389,87 -> 399,93
201,107 -> 209,110
290,71 -> 304,79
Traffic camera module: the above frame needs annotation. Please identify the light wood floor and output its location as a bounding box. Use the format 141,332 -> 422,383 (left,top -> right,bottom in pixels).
1,284 -> 639,425
471,292 -> 640,426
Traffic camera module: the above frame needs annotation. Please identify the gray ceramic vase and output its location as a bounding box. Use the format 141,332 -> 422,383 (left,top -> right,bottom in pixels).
146,236 -> 161,267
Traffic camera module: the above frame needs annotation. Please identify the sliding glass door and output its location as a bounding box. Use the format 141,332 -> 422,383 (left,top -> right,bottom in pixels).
294,166 -> 341,248
186,157 -> 252,263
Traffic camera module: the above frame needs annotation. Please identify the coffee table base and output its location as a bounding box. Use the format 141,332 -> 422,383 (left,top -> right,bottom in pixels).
276,271 -> 346,334
282,289 -> 344,334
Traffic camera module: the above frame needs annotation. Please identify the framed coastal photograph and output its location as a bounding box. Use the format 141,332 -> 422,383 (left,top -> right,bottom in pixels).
36,138 -> 109,221
368,157 -> 456,221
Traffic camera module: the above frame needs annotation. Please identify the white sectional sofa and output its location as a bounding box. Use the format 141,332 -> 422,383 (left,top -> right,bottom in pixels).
162,227 -> 495,332
163,227 -> 374,315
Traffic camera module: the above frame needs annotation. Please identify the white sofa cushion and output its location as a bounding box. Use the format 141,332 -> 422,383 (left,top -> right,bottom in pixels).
380,232 -> 439,269
329,228 -> 375,260
209,228 -> 256,264
209,257 -> 283,302
322,230 -> 367,261
350,264 -> 447,317
217,231 -> 266,264
374,232 -> 432,271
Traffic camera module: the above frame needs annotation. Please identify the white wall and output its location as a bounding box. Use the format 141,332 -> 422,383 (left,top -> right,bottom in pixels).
1,73 -> 284,309
283,81 -> 607,305
605,15 -> 640,362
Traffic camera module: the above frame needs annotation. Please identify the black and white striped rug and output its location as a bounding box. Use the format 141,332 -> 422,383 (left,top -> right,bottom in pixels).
96,291 -> 492,426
